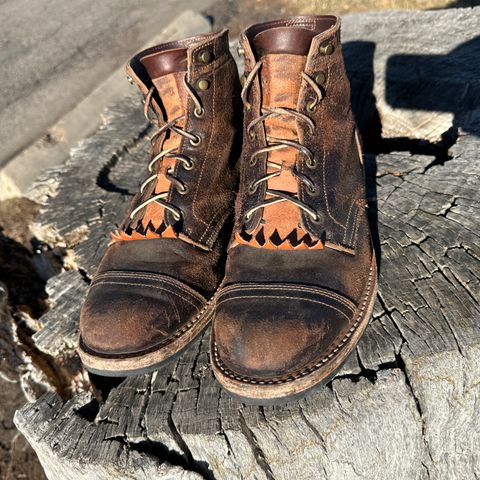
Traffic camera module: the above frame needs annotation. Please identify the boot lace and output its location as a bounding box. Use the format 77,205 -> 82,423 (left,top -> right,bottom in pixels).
129,75 -> 204,223
241,61 -> 324,223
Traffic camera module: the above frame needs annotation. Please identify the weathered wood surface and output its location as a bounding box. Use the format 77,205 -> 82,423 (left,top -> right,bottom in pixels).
342,7 -> 480,143
14,7 -> 480,480
0,285 -> 49,479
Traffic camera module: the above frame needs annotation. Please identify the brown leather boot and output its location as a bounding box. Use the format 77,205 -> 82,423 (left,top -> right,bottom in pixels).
79,30 -> 241,376
211,16 -> 377,403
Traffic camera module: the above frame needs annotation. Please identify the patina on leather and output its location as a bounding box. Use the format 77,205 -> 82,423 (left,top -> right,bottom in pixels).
211,16 -> 377,401
79,30 -> 241,373
119,29 -> 239,249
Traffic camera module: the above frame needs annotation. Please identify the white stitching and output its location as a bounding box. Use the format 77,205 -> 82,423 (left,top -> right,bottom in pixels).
216,295 -> 350,320
218,284 -> 356,311
322,144 -> 346,228
347,206 -> 361,246
342,199 -> 357,243
219,283 -> 353,305
93,272 -> 206,302
93,276 -> 204,303
90,281 -> 202,309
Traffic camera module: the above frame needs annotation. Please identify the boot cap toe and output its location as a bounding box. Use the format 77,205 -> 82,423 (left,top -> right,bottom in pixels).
80,271 -> 206,357
212,283 -> 356,380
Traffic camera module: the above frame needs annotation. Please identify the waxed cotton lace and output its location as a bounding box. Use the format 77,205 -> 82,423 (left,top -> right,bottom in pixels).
129,75 -> 203,223
241,61 -> 324,223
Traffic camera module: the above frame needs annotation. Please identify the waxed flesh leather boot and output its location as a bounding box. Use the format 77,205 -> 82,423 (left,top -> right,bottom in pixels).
211,16 -> 377,403
79,30 -> 241,376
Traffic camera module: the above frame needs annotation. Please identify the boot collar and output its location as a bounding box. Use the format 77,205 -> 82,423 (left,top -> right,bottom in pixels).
125,29 -> 230,105
240,16 -> 340,70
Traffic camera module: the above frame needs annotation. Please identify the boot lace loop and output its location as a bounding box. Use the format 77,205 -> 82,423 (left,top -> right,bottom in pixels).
129,75 -> 203,223
240,61 -> 324,224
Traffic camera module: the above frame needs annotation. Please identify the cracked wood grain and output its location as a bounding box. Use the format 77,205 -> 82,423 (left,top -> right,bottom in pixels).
13,7 -> 480,480
0,284 -> 49,479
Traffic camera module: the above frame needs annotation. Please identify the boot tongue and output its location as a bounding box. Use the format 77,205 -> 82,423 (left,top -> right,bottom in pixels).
252,27 -> 316,132
250,27 -> 316,242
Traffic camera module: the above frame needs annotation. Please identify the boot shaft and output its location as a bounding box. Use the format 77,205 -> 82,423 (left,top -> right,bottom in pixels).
235,16 -> 366,254
114,31 -> 242,251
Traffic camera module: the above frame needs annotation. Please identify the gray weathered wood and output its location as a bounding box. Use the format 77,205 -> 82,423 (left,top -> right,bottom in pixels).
343,8 -> 480,142
14,7 -> 480,480
0,284 -> 50,479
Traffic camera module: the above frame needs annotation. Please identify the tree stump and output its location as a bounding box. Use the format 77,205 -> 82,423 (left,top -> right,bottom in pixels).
14,7 -> 480,480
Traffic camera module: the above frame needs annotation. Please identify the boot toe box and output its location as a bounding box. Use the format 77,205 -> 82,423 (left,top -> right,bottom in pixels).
212,283 -> 357,381
80,271 -> 206,357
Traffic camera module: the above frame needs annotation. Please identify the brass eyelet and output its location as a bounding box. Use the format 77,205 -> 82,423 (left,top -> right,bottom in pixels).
248,129 -> 256,141
183,160 -> 194,171
307,185 -> 319,197
314,72 -> 326,86
248,183 -> 258,194
237,45 -> 245,57
178,184 -> 189,195
306,157 -> 317,169
194,107 -> 205,118
311,212 -> 324,224
307,102 -> 317,113
320,42 -> 334,55
190,135 -> 201,146
197,79 -> 210,91
199,50 -> 213,64
249,157 -> 257,166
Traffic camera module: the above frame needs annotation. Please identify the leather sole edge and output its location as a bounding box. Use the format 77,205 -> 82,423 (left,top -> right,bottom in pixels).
77,296 -> 216,377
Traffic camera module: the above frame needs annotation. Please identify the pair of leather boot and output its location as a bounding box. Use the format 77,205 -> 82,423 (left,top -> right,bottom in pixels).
79,15 -> 377,404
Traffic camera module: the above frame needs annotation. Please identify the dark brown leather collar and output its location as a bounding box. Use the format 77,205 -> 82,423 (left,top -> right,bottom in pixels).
244,15 -> 337,45
253,26 -> 318,57
127,29 -> 230,92
141,48 -> 188,79
241,15 -> 338,66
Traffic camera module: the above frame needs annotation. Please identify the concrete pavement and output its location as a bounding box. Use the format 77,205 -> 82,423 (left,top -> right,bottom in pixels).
0,0 -> 214,173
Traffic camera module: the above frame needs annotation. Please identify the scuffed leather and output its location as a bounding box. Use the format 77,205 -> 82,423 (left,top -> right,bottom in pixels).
214,283 -> 354,379
212,16 -> 375,383
81,270 -> 206,356
125,30 -> 241,250
235,16 -> 366,251
79,31 -> 241,359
